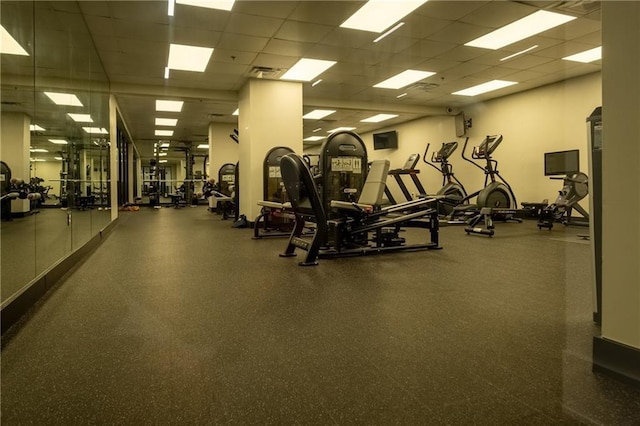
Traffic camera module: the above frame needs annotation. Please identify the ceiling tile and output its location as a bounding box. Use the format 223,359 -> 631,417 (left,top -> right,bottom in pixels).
428,22 -> 492,45
216,33 -> 269,53
232,1 -> 298,19
226,12 -> 284,38
437,45 -> 489,62
288,1 -> 362,26
275,21 -> 334,43
211,49 -> 258,65
401,39 -> 457,59
416,1 -> 489,20
459,1 -> 537,28
262,39 -> 315,58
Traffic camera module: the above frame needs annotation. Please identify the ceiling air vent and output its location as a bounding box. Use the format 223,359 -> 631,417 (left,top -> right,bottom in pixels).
248,66 -> 283,79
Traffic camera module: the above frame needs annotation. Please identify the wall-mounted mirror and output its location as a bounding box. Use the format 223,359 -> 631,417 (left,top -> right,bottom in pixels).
1,1 -> 111,307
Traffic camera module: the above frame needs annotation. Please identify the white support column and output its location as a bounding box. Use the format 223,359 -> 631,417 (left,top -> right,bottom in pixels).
238,79 -> 303,220
593,1 -> 640,384
0,112 -> 31,214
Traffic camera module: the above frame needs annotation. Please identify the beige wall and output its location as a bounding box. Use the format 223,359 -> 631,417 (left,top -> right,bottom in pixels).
208,122 -> 239,183
363,72 -> 602,206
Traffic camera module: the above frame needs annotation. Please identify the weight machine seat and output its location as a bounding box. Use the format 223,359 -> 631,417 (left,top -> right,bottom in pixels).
257,200 -> 292,210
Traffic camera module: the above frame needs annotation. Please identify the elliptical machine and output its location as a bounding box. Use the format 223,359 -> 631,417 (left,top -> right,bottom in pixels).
450,135 -> 520,236
423,141 -> 468,216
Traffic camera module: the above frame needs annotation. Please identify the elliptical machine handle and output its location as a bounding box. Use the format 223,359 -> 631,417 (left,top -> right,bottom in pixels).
422,142 -> 431,165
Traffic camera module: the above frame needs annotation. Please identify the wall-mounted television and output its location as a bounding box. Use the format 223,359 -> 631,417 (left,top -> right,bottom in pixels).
544,149 -> 580,176
373,130 -> 398,150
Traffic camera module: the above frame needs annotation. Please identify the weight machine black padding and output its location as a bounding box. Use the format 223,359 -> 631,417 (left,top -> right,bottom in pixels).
279,153 -> 328,266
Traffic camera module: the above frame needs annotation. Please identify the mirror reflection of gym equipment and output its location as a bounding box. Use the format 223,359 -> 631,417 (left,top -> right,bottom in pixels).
446,135 -> 522,236
522,149 -> 589,230
423,141 -> 468,216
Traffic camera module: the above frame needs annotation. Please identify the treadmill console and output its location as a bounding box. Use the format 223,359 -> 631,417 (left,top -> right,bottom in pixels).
402,153 -> 420,170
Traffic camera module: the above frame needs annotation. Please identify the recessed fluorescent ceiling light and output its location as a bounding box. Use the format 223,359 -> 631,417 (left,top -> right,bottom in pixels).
396,92 -> 407,98
312,127 -> 322,132
49,139 -> 68,144
374,70 -> 435,89
158,152 -> 168,156
452,80 -> 517,96
30,148 -> 48,153
30,158 -> 46,162
82,127 -> 109,134
68,113 -> 93,122
500,45 -> 538,62
197,144 -> 209,149
373,22 -> 405,43
159,160 -> 168,163
155,130 -> 174,136
160,143 -> 171,148
55,156 -> 63,160
304,136 -> 325,142
562,46 -> 602,63
327,127 -> 356,133
340,0 -> 428,33
312,79 -> 322,87
176,0 -> 235,11
164,67 -> 170,79
30,124 -> 45,132
303,110 -> 336,120
44,92 -> 83,106
465,10 -> 576,50
232,108 -> 239,115
156,100 -> 184,112
155,118 -> 178,126
168,43 -> 214,72
1,25 -> 29,55
280,58 -> 336,82
168,0 -> 175,16
361,113 -> 398,123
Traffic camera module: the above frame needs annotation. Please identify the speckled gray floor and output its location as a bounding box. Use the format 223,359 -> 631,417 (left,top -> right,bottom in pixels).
2,207 -> 639,425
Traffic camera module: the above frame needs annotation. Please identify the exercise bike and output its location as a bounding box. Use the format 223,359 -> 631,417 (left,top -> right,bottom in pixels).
449,135 -> 521,236
423,141 -> 468,216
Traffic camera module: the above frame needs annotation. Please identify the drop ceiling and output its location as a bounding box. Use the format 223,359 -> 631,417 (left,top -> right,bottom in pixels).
1,0 -> 602,160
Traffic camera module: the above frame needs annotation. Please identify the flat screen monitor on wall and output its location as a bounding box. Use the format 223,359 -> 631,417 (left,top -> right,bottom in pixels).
544,149 -> 580,176
373,130 -> 398,150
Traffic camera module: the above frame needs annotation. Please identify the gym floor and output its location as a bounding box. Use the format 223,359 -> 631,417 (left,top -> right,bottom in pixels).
2,206 -> 639,424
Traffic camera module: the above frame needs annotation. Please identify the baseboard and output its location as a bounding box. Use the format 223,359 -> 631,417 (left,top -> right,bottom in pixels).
593,336 -> 640,387
1,217 -> 119,335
